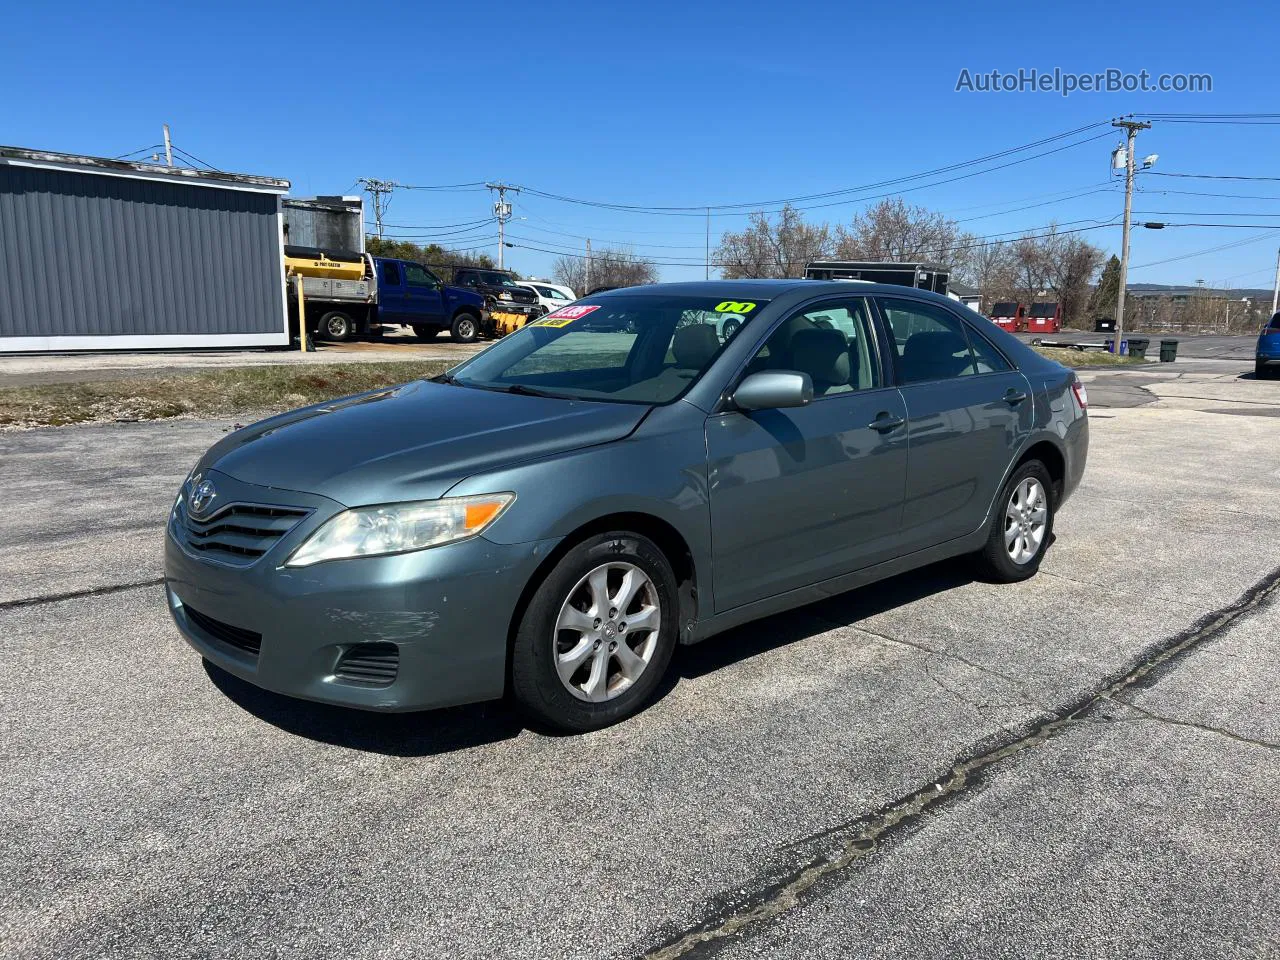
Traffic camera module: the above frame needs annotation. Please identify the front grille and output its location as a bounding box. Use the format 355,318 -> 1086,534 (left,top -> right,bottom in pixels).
334,643 -> 399,686
182,503 -> 310,565
185,605 -> 262,657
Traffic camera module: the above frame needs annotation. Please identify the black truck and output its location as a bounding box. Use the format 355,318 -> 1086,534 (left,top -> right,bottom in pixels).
452,268 -> 542,335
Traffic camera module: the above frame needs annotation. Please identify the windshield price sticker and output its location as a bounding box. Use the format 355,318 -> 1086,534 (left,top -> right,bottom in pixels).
714,301 -> 757,314
531,304 -> 601,328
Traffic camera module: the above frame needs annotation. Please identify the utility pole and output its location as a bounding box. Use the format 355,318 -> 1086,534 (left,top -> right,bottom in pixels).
1112,118 -> 1151,353
486,182 -> 518,270
705,208 -> 710,281
585,238 -> 592,293
162,124 -> 173,167
1271,248 -> 1280,317
358,179 -> 399,241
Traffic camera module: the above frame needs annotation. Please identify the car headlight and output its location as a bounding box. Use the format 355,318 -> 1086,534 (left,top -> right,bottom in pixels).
284,493 -> 515,567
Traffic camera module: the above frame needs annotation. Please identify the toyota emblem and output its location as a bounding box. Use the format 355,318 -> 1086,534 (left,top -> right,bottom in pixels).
188,477 -> 217,515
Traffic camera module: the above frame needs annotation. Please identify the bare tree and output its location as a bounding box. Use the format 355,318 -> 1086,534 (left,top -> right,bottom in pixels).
552,247 -> 659,293
835,198 -> 972,264
968,240 -> 1017,313
716,205 -> 831,278
1004,225 -> 1105,325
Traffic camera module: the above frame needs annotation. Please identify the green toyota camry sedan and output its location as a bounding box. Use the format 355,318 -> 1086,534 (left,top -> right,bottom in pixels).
166,280 -> 1088,731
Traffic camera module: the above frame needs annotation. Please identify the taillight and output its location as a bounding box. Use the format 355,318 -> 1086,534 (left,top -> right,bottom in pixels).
1071,379 -> 1088,412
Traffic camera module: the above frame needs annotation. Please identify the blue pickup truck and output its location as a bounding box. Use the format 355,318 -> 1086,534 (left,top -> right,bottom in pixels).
289,249 -> 491,344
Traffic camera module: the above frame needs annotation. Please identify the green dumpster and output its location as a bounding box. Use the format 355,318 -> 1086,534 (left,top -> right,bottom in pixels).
1160,339 -> 1179,362
1128,337 -> 1150,359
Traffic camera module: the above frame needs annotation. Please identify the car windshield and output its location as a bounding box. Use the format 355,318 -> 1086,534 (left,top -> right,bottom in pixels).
1267,315 -> 1280,332
447,294 -> 769,404
473,271 -> 522,287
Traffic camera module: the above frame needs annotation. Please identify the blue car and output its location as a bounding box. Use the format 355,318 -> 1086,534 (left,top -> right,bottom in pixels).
1257,313 -> 1280,380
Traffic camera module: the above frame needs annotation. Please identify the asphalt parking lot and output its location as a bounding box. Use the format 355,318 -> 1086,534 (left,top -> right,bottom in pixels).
3,358 -> 1278,958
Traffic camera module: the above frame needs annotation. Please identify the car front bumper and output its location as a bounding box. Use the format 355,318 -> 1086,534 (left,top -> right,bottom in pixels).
164,471 -> 560,712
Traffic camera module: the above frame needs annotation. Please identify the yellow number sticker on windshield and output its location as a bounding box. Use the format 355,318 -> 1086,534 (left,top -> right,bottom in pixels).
714,301 -> 757,314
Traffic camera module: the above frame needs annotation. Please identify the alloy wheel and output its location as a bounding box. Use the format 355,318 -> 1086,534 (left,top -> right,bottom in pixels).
1005,477 -> 1048,565
553,562 -> 661,702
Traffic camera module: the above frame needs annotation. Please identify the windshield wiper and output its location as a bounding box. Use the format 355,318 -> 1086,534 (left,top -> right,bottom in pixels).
501,383 -> 560,398
431,372 -> 462,385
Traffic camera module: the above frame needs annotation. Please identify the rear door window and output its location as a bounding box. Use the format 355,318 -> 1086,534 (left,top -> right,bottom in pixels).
379,261 -> 402,287
877,298 -> 978,383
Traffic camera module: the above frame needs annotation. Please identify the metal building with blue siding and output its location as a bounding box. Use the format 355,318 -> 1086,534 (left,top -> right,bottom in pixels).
0,146 -> 291,352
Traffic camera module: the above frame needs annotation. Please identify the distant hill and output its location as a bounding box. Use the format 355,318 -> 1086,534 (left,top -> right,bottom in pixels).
1126,283 -> 1273,299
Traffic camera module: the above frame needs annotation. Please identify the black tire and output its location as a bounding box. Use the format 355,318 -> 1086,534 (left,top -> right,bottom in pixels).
1257,361 -> 1270,380
722,318 -> 742,341
511,532 -> 680,732
412,324 -> 439,342
318,310 -> 356,342
977,459 -> 1055,583
451,311 -> 480,343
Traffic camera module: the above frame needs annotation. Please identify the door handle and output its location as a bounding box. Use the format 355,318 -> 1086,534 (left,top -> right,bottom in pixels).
869,412 -> 905,432
1003,390 -> 1029,405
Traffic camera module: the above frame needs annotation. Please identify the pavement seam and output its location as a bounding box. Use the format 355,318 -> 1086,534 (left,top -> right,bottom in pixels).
1104,695 -> 1280,751
634,563 -> 1280,960
0,578 -> 165,612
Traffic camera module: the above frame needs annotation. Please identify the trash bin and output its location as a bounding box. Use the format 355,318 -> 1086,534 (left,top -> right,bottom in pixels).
1104,338 -> 1128,355
1160,339 -> 1179,363
1128,337 -> 1150,359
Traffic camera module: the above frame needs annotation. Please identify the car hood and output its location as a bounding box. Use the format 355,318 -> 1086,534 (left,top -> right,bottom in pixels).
201,380 -> 648,506
481,285 -> 538,304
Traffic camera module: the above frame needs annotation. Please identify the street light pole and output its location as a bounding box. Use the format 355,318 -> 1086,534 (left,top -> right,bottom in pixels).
1112,119 -> 1151,353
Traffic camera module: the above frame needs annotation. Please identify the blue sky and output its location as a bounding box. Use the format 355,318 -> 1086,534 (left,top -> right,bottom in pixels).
4,0 -> 1278,290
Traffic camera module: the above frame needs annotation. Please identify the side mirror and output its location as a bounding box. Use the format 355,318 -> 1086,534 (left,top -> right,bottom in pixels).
733,371 -> 813,411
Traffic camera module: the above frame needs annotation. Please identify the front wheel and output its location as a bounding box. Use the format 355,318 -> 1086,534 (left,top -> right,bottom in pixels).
977,460 -> 1055,583
721,318 -> 742,341
451,312 -> 480,343
511,532 -> 679,732
318,310 -> 356,342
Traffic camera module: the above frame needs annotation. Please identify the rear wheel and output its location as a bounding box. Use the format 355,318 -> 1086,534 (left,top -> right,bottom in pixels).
721,318 -> 742,341
977,460 -> 1055,583
412,324 -> 439,342
1257,361 -> 1272,380
511,532 -> 679,732
318,310 -> 356,342
451,311 -> 480,343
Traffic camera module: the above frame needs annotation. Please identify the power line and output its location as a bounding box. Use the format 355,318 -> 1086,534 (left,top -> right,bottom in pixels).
506,221 -> 1120,269
375,217 -> 496,231
170,144 -> 220,171
1129,231 -> 1279,270
398,181 -> 490,191
1135,210 -> 1280,218
1137,187 -> 1280,202
1146,172 -> 1280,182
514,122 -> 1113,216
114,144 -> 164,160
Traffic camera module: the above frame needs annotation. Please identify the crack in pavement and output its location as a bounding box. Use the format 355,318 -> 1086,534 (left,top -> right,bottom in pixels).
848,622 -> 1050,714
1105,695 -> 1280,751
634,563 -> 1280,960
1038,569 -> 1213,610
0,577 -> 165,612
